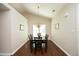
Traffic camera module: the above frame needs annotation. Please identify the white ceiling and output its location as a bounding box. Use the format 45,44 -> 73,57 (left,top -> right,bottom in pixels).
10,3 -> 67,19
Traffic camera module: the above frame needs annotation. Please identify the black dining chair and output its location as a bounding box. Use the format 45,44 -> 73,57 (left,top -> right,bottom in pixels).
37,33 -> 42,40
44,34 -> 48,52
34,33 -> 43,53
35,40 -> 42,53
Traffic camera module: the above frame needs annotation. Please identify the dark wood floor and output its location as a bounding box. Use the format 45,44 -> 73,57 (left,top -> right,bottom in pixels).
12,40 -> 67,56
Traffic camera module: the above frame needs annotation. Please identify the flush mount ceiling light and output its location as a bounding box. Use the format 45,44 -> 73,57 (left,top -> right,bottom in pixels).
64,12 -> 70,17
37,5 -> 40,8
52,9 -> 55,12
36,5 -> 40,16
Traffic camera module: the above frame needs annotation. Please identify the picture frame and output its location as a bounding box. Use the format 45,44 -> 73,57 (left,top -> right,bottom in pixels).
55,23 -> 59,29
20,24 -> 24,31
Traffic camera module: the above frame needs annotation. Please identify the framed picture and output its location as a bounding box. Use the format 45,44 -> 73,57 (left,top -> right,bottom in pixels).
55,23 -> 59,29
20,24 -> 24,31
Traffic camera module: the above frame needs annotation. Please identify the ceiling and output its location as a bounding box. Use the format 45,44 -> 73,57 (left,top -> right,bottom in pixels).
9,3 -> 67,19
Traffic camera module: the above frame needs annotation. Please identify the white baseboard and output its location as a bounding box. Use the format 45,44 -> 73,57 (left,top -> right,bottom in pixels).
51,40 -> 71,56
10,40 -> 28,55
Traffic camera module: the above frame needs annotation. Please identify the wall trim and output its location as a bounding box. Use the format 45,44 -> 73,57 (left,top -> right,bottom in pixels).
10,40 -> 28,56
51,40 -> 71,56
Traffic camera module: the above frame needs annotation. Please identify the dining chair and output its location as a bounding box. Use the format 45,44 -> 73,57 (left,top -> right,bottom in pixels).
34,33 -> 43,53
44,34 -> 48,52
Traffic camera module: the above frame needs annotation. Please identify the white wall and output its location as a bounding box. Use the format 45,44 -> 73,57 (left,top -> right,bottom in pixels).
51,4 -> 77,56
0,11 -> 11,54
10,6 -> 28,53
77,4 -> 79,56
24,13 -> 51,39
0,4 -> 28,55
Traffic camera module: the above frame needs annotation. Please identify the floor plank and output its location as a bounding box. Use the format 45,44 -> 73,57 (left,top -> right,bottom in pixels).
12,40 -> 67,56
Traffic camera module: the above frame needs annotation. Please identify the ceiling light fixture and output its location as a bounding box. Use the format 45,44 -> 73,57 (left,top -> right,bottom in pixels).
37,5 -> 40,16
52,9 -> 55,12
64,12 -> 70,17
37,6 -> 40,8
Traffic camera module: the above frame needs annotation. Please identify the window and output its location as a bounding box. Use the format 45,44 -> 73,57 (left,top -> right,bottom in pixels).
33,25 -> 39,37
33,25 -> 46,37
40,25 -> 46,37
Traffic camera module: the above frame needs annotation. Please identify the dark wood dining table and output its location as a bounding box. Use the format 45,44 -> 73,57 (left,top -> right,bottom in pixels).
30,37 -> 47,53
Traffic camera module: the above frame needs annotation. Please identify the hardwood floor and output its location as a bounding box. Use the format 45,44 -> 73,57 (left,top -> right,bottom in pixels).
12,40 -> 67,56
